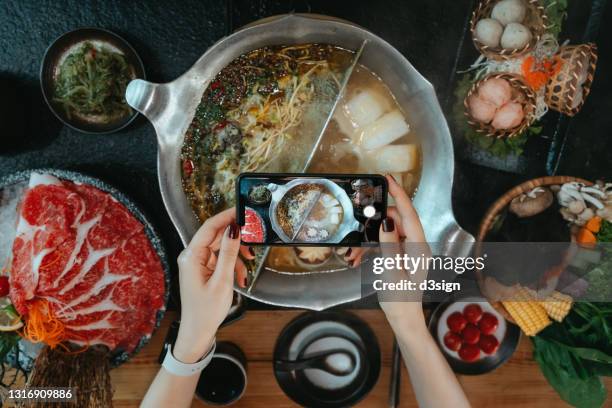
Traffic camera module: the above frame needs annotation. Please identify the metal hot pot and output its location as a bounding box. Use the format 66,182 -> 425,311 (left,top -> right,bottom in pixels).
125,14 -> 474,310
267,178 -> 362,244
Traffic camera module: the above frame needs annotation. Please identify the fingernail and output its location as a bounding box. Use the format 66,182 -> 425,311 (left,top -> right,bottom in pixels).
383,217 -> 395,232
248,246 -> 255,257
345,248 -> 352,258
229,223 -> 240,239
386,173 -> 397,183
243,277 -> 248,287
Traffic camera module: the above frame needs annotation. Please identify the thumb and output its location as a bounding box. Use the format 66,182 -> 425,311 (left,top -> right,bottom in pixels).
210,223 -> 241,288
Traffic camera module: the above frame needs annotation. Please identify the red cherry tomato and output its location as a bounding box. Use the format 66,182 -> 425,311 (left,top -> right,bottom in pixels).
0,276 -> 9,297
443,332 -> 462,351
478,312 -> 499,335
458,343 -> 481,362
478,334 -> 500,355
463,303 -> 483,324
462,323 -> 481,345
447,312 -> 467,333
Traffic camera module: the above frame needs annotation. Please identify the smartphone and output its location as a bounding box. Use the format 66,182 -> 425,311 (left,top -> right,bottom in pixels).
236,173 -> 388,246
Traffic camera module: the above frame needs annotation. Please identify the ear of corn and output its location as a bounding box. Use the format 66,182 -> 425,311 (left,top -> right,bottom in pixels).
539,291 -> 573,322
502,286 -> 551,336
503,299 -> 551,336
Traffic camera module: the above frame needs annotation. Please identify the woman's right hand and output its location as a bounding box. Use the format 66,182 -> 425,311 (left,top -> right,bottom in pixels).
378,174 -> 429,330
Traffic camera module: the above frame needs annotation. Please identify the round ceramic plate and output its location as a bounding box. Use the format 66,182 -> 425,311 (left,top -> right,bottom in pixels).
40,27 -> 145,134
0,168 -> 169,367
428,296 -> 520,375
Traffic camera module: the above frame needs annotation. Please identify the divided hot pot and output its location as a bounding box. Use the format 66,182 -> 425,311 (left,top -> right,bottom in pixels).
126,14 -> 474,310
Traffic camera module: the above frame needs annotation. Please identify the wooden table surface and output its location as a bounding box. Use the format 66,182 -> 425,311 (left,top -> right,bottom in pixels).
111,310 -> 610,407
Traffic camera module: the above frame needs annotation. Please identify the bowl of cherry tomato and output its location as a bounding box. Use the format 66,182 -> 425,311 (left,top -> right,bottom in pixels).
428,296 -> 521,375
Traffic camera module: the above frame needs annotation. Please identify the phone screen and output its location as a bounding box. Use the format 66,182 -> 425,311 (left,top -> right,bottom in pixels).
237,173 -> 387,246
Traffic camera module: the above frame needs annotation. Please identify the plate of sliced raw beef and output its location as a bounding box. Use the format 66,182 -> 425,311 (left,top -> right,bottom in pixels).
0,169 -> 169,366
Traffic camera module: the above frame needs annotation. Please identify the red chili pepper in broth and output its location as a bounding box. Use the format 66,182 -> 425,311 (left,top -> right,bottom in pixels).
210,81 -> 225,93
182,160 -> 194,177
213,121 -> 228,131
210,81 -> 225,102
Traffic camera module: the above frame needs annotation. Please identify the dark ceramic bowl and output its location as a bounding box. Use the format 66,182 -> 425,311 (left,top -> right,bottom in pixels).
273,311 -> 380,407
40,27 -> 145,134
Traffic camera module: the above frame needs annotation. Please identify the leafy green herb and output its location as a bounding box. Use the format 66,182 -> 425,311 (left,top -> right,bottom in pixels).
585,257 -> 612,300
533,302 -> 612,407
545,0 -> 569,37
53,41 -> 133,120
0,331 -> 19,363
583,221 -> 612,299
533,336 -> 607,408
597,221 -> 612,243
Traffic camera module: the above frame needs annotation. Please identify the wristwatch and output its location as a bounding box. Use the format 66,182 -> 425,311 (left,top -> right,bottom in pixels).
162,340 -> 216,376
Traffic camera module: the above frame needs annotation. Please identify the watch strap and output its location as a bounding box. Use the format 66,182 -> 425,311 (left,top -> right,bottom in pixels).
162,340 -> 216,376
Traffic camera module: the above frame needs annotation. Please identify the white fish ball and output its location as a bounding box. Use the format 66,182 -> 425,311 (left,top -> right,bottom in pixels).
468,94 -> 497,123
478,78 -> 512,108
501,23 -> 532,50
369,145 -> 418,173
491,0 -> 527,25
492,102 -> 525,130
474,18 -> 503,48
360,110 -> 410,150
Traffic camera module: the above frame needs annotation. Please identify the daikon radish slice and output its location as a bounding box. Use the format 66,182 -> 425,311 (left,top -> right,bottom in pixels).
371,145 -> 418,173
343,90 -> 386,128
360,110 -> 410,150
333,110 -> 356,139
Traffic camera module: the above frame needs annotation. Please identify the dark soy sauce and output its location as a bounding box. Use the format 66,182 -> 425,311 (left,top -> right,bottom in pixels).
196,357 -> 246,405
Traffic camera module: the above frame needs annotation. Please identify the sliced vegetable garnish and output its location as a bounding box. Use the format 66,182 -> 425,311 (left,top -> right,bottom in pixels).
0,298 -> 23,332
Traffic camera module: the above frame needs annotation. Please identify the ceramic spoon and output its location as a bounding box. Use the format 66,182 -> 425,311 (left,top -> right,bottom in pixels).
276,349 -> 357,376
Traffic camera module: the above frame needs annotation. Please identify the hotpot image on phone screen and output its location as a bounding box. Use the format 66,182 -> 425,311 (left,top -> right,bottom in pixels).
237,173 -> 388,246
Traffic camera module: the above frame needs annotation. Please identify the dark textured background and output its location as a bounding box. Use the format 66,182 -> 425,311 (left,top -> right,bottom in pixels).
0,0 -> 610,309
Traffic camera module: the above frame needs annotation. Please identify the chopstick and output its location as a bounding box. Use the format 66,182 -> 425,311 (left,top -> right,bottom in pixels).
388,338 -> 401,408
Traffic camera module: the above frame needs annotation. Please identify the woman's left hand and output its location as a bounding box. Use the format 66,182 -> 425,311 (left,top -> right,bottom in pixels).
173,208 -> 254,363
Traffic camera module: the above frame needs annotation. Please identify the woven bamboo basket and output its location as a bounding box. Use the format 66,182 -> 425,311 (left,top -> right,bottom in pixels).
470,0 -> 547,61
476,176 -> 592,322
464,72 -> 537,139
545,43 -> 598,116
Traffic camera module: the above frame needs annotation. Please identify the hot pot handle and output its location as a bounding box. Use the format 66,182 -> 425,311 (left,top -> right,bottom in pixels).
429,220 -> 475,258
126,78 -> 189,146
125,79 -> 161,121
